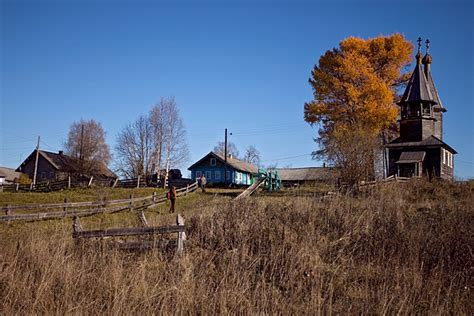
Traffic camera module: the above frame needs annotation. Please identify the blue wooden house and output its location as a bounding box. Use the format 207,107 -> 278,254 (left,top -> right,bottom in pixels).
188,151 -> 258,186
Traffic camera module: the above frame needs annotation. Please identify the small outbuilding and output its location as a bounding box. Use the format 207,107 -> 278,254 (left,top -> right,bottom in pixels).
276,167 -> 335,187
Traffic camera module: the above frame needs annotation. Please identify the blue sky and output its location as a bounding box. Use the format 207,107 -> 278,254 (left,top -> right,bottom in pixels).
1,0 -> 473,178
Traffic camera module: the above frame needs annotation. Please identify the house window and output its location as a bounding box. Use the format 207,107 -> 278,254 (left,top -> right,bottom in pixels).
226,171 -> 231,181
210,158 -> 216,166
442,149 -> 446,164
215,170 -> 221,180
205,171 -> 211,179
196,171 -> 202,178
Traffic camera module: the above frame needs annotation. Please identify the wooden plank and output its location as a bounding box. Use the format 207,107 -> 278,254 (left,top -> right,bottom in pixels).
137,211 -> 148,227
73,225 -> 185,238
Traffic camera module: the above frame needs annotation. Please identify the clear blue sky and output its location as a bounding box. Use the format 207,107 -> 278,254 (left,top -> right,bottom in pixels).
1,0 -> 473,179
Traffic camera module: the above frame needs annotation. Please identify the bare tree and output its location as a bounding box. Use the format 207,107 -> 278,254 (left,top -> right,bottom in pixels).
160,97 -> 189,173
115,97 -> 189,179
214,141 -> 239,158
64,119 -> 111,176
243,145 -> 261,166
115,115 -> 154,178
149,102 -> 164,174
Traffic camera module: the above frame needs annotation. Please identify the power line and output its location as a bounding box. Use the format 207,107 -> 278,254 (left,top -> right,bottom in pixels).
260,153 -> 313,163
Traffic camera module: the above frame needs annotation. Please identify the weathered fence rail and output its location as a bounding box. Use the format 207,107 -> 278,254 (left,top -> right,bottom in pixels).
72,214 -> 186,254
0,181 -> 198,222
0,176 -> 195,193
358,175 -> 411,188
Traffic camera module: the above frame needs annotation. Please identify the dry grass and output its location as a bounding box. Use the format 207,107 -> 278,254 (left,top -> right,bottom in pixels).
0,179 -> 472,314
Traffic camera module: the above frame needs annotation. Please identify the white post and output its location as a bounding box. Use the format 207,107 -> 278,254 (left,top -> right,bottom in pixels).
137,175 -> 141,189
138,211 -> 148,227
176,214 -> 185,255
32,136 -> 40,186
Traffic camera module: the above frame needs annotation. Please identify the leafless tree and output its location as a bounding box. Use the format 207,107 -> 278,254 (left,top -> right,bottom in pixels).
64,119 -> 111,176
115,97 -> 189,179
115,115 -> 153,178
214,141 -> 239,158
160,97 -> 189,173
243,145 -> 261,166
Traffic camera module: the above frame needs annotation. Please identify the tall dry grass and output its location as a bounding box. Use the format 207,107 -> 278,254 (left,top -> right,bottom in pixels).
1,179 -> 472,314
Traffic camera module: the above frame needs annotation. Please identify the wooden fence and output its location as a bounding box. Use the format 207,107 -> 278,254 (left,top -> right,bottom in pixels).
0,181 -> 198,222
0,175 -> 195,193
72,214 -> 186,253
358,174 -> 411,188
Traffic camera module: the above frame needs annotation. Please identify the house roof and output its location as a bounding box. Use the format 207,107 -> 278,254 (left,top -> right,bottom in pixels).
17,150 -> 116,178
396,151 -> 426,164
0,167 -> 22,182
275,167 -> 335,181
188,151 -> 258,174
40,150 -> 76,170
386,135 -> 457,154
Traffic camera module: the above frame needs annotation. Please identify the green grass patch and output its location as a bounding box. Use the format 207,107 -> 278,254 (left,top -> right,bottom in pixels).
0,187 -> 166,205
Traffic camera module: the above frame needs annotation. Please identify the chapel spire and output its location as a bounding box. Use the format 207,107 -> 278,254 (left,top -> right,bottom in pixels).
399,37 -> 434,105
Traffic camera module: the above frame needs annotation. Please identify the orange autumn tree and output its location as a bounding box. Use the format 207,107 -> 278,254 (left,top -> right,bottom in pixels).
304,34 -> 412,186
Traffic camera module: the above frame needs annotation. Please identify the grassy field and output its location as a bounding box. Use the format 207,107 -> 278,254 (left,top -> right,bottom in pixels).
0,180 -> 472,314
0,187 -> 167,205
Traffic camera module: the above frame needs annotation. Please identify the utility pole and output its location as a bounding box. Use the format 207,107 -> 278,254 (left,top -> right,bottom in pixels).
32,136 -> 40,186
224,128 -> 228,187
79,124 -> 84,175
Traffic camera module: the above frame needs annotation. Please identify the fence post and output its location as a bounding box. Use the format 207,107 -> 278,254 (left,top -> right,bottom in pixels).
72,216 -> 83,241
152,191 -> 157,204
16,183 -> 19,192
137,175 -> 141,189
112,178 -> 118,189
129,194 -> 134,212
138,211 -> 148,227
68,175 -> 71,189
63,197 -> 68,216
88,176 -> 94,188
176,214 -> 185,255
186,184 -> 189,196
6,205 -> 11,224
30,183 -> 34,192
